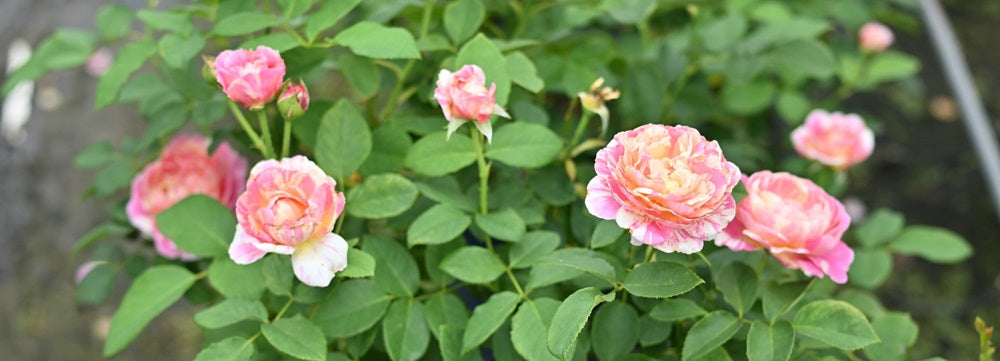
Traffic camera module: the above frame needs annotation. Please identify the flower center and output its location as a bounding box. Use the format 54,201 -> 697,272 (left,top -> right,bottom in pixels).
271,197 -> 307,224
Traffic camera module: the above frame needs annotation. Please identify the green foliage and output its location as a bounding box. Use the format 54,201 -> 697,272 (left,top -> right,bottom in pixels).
54,0 -> 958,360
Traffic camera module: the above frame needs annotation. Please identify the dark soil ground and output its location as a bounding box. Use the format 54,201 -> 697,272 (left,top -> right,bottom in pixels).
0,1 -> 997,360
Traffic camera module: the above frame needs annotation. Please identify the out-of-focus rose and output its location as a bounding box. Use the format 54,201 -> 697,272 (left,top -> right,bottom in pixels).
85,48 -> 112,77
127,135 -> 248,260
585,124 -> 741,254
791,109 -> 874,170
577,77 -> 620,135
277,81 -> 309,121
716,171 -> 854,284
859,22 -> 894,53
434,64 -> 509,142
229,156 -> 348,287
75,261 -> 103,284
214,46 -> 286,109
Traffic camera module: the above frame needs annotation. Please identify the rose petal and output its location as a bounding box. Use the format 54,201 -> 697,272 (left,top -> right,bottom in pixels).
290,232 -> 349,287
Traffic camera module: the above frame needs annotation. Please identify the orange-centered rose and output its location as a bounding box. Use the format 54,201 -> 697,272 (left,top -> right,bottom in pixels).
586,124 -> 741,253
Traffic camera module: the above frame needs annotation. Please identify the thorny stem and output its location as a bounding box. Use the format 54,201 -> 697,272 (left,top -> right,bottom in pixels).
272,295 -> 295,322
227,101 -> 270,158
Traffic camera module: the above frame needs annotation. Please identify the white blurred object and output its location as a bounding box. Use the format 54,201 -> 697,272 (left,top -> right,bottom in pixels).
842,196 -> 868,224
2,38 -> 33,147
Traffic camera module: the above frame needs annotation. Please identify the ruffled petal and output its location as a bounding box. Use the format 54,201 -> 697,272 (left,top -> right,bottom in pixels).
229,224 -> 268,264
290,233 -> 349,287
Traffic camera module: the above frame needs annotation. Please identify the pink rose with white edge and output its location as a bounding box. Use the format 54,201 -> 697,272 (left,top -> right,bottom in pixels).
214,46 -> 286,109
229,156 -> 348,287
434,64 -> 510,142
585,124 -> 741,254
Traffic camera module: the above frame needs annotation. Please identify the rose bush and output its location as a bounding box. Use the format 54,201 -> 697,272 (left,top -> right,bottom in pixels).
6,0 -> 980,360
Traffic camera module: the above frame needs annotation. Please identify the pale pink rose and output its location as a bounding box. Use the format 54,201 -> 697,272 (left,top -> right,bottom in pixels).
859,22 -> 894,53
716,171 -> 854,284
230,156 -> 348,287
585,124 -> 741,254
85,48 -> 112,77
434,64 -> 509,142
791,110 -> 874,170
214,46 -> 286,109
126,135 -> 248,260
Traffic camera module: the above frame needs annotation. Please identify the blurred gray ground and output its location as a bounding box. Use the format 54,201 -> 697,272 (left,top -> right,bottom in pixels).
0,0 -> 198,360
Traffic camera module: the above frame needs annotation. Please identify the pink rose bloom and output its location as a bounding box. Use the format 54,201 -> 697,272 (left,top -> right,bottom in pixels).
214,46 -> 286,109
127,135 -> 248,260
716,171 -> 854,284
230,156 -> 348,287
434,64 -> 509,142
585,124 -> 741,254
791,110 -> 874,170
85,48 -> 112,77
859,22 -> 894,53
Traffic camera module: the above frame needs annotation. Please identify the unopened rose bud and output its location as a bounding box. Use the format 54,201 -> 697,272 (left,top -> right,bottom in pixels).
859,22 -> 894,53
277,81 -> 309,121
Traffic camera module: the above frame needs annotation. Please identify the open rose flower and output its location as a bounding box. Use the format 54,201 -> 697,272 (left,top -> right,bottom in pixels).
127,135 -> 248,260
229,156 -> 348,287
859,22 -> 894,53
214,46 -> 286,109
434,64 -> 510,142
791,109 -> 874,170
585,124 -> 741,253
716,171 -> 854,283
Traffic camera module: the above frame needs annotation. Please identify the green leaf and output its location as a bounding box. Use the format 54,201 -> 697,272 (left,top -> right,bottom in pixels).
509,231 -> 561,269
463,291 -> 521,353
863,313 -> 919,361
425,293 -> 470,340
208,257 -> 265,300
96,41 -> 157,108
776,90 -> 811,126
592,302 -> 640,361
855,208 -> 905,247
762,281 -> 811,322
548,287 -> 606,360
157,33 -> 205,69
383,299 -> 431,361
747,321 -> 794,361
486,123 -> 563,168
623,261 -> 704,298
511,298 -> 561,361
262,318 -> 327,361
405,132 -> 477,177
104,265 -> 195,356
649,298 -> 707,322
72,222 -> 131,255
792,300 -> 879,350
722,79 -> 776,115
360,126 -> 413,175
455,34 -> 511,106
682,311 -> 742,361
278,0 -> 318,19
639,315 -> 672,347
136,10 -> 193,34
438,325 -> 471,361
212,12 -> 280,35
836,289 -> 887,320
340,53 -> 381,99
535,248 -> 617,285
3,30 -> 97,94
444,0 -> 485,44
769,39 -> 836,78
526,262 -> 583,291
407,204 -> 472,247
96,5 -> 133,40
347,173 -> 418,219
74,141 -> 117,169
364,236 -> 420,296
76,262 -> 116,305
416,176 -> 477,212
715,262 -> 759,317
699,14 -> 748,52
333,22 -> 420,59
193,337 -> 255,361
304,0 -> 361,41
890,225 -> 972,263
506,52 -> 544,93
239,33 -> 300,52
847,249 -> 893,289
528,165 -> 574,206
440,246 -> 506,284
194,299 -> 268,329
340,248 -> 376,278
312,279 -> 392,338
155,195 -> 235,257
94,159 -> 134,196
475,208 -> 526,242
864,51 -> 920,86
316,100 -> 373,180
590,220 -> 625,249
261,254 -> 293,295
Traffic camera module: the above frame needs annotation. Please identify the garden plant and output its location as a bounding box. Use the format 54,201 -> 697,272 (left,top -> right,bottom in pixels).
3,0 -> 984,360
